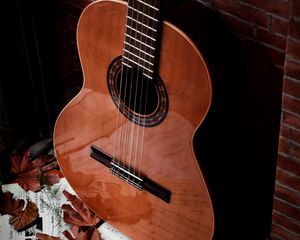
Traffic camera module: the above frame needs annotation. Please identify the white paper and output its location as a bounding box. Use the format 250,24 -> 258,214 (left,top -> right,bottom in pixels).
0,178 -> 130,240
0,178 -> 75,240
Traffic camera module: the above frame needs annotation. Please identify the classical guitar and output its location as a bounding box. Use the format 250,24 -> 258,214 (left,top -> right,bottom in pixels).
54,0 -> 214,239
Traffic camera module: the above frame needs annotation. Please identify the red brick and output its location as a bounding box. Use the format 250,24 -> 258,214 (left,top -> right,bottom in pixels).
240,0 -> 290,18
276,167 -> 300,192
213,0 -> 269,27
287,38 -> 300,61
272,211 -> 300,235
275,183 -> 300,207
279,137 -> 300,159
273,198 -> 300,221
290,18 -> 300,40
283,78 -> 300,101
282,112 -> 300,131
285,60 -> 300,81
271,223 -> 300,240
256,28 -> 287,50
280,125 -> 300,145
271,17 -> 289,36
277,153 -> 300,176
220,13 -> 255,38
269,234 -> 282,240
282,95 -> 300,115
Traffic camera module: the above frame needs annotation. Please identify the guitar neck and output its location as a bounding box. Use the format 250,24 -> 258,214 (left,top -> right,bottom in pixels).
123,0 -> 161,79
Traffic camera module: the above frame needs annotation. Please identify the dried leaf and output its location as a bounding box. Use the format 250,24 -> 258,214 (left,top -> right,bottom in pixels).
9,201 -> 39,231
62,191 -> 101,240
36,233 -> 61,240
63,226 -> 100,240
42,170 -> 61,186
62,204 -> 87,226
0,191 -> 24,215
0,190 -> 39,231
63,190 -> 101,226
9,149 -> 60,192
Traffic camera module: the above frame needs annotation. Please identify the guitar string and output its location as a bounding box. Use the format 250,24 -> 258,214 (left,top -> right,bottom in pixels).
126,1 -> 144,180
121,0 -> 136,173
113,1 -> 132,173
131,0 -> 148,179
124,0 -> 145,179
126,0 -> 140,179
137,0 -> 157,178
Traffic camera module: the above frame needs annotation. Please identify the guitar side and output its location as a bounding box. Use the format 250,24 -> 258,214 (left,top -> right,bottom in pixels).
54,1 -> 214,239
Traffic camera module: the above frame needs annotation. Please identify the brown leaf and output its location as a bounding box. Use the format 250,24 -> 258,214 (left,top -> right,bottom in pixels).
9,201 -> 39,231
0,191 -> 24,215
42,170 -> 61,186
0,190 -> 39,231
36,233 -> 61,240
63,190 -> 101,226
62,204 -> 86,226
63,226 -> 100,240
9,149 -> 60,192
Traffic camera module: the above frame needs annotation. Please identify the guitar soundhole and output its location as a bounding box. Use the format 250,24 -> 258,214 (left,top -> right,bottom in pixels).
116,65 -> 158,116
108,57 -> 168,127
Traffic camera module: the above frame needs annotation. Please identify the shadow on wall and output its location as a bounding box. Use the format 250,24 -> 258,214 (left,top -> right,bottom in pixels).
163,0 -> 282,239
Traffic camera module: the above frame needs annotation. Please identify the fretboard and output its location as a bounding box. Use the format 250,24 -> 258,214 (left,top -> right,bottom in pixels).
123,0 -> 161,79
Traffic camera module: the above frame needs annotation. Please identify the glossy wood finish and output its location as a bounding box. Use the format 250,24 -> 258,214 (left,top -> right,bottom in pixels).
54,1 -> 214,239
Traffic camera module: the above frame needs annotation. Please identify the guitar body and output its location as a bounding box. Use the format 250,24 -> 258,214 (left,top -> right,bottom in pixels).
54,0 -> 214,239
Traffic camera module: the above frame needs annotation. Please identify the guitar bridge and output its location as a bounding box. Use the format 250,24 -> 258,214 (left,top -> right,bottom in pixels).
110,161 -> 143,190
90,145 -> 171,203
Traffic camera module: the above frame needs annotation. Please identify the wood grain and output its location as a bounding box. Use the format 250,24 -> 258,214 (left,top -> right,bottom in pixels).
54,0 -> 214,239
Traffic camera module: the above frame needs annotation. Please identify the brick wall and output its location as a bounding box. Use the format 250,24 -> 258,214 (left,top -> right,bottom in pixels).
195,0 -> 289,68
270,0 -> 300,239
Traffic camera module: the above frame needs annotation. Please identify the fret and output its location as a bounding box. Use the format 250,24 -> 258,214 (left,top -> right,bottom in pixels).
128,6 -> 158,22
122,61 -> 132,69
127,8 -> 158,32
134,0 -> 160,9
122,56 -> 154,79
125,29 -> 156,49
123,0 -> 161,80
142,72 -> 153,79
124,43 -> 154,67
131,0 -> 159,19
126,25 -> 156,42
125,42 -> 155,58
126,18 -> 157,40
125,34 -> 155,51
121,61 -> 153,80
124,49 -> 154,66
123,51 -> 154,71
127,16 -> 157,33
136,0 -> 159,11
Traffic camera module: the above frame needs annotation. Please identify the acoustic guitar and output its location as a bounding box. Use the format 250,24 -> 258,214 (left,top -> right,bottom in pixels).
54,0 -> 214,239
